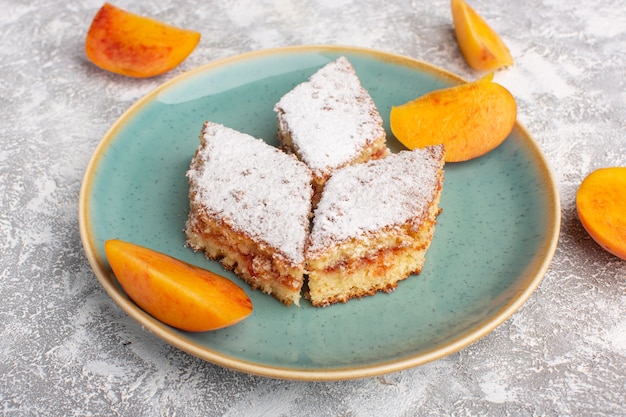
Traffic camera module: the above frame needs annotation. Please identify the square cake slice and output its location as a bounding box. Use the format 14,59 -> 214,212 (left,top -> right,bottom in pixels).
274,56 -> 389,204
185,122 -> 313,306
305,145 -> 445,307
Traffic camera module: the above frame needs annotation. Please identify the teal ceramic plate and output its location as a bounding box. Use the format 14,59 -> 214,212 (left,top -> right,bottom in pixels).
79,45 -> 560,381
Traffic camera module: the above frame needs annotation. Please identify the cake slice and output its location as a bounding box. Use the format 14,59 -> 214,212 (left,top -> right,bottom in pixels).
305,145 -> 445,307
185,122 -> 313,306
274,56 -> 389,204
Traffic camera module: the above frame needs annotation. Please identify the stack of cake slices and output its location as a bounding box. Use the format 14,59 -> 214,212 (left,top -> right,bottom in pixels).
185,57 -> 445,307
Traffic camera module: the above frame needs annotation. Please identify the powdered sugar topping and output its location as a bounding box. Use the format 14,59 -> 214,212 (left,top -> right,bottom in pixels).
308,146 -> 445,254
187,122 -> 313,265
274,56 -> 385,176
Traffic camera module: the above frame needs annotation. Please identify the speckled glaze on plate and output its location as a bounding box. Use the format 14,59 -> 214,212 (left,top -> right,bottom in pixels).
79,45 -> 560,381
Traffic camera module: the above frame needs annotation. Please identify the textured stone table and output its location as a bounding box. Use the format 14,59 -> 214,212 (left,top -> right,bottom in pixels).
1,0 -> 624,415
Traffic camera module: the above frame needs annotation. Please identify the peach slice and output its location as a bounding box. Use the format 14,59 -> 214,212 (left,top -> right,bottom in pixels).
85,3 -> 201,78
576,167 -> 626,260
390,73 -> 517,162
104,239 -> 253,332
451,0 -> 513,71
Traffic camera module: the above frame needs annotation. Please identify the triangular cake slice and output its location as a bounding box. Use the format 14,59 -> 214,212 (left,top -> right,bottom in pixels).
306,145 -> 445,307
274,56 -> 389,204
185,122 -> 313,306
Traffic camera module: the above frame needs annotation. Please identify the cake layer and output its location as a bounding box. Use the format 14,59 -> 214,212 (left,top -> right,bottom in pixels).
306,145 -> 445,307
186,215 -> 305,306
185,122 -> 313,305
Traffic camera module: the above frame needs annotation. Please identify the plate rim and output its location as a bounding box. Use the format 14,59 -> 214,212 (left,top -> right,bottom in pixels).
78,44 -> 561,381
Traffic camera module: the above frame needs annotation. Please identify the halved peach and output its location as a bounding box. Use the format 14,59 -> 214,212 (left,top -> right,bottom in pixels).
576,167 -> 626,260
390,73 -> 517,162
104,239 -> 253,332
85,3 -> 201,78
451,0 -> 513,71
